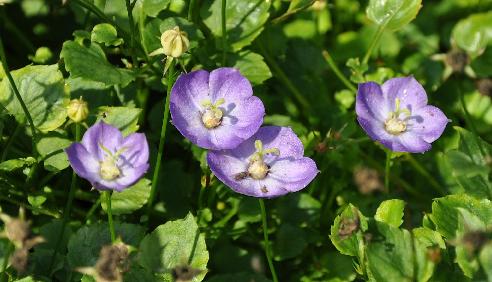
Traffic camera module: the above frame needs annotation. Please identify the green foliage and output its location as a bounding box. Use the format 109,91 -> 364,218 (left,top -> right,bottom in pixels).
101,179 -> 151,215
452,11 -> 492,56
366,0 -> 422,31
374,199 -> 405,227
91,23 -> 123,47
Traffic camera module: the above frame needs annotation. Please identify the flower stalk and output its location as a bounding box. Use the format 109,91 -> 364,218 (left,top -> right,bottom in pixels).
259,199 -> 278,282
384,150 -> 391,193
103,191 -> 116,243
146,60 -> 176,220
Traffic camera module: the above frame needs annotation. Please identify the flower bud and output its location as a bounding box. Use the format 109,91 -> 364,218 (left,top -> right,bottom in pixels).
67,97 -> 89,123
160,26 -> 190,58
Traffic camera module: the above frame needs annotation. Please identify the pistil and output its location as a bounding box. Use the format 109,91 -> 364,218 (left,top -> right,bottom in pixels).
201,98 -> 225,129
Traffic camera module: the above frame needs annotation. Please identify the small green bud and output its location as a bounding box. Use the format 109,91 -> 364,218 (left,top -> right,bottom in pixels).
67,97 -> 89,123
160,26 -> 190,58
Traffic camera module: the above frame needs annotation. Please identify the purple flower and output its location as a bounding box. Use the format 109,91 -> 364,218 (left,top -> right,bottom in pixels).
356,76 -> 449,153
207,126 -> 318,198
66,121 -> 149,192
170,67 -> 265,150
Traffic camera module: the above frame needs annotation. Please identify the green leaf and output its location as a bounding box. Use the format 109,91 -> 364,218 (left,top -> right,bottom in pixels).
273,224 -> 307,261
335,89 -> 355,109
61,40 -> 135,87
0,157 -> 36,171
366,221 -> 414,282
429,194 -> 492,239
138,213 -> 209,281
67,223 -> 145,268
142,0 -> 170,17
101,179 -> 151,215
452,11 -> 492,56
91,23 -> 123,46
329,204 -> 368,257
97,106 -> 142,136
36,133 -> 72,171
366,0 -> 422,31
0,65 -> 69,132
29,47 -> 53,64
287,0 -> 314,13
201,0 -> 270,51
206,273 -> 271,282
227,51 -> 272,85
412,227 -> 445,282
479,242 -> 492,282
374,199 -> 405,228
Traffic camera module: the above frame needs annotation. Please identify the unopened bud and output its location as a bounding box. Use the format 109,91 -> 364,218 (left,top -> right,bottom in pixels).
67,97 -> 89,123
161,26 -> 190,58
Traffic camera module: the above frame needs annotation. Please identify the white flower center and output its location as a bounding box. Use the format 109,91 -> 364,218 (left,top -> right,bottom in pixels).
201,98 -> 225,129
384,98 -> 410,136
98,144 -> 126,181
248,159 -> 270,180
100,158 -> 121,180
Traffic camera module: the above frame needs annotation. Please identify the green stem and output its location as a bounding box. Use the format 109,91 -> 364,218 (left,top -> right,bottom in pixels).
48,123 -> 81,274
322,50 -> 357,92
259,199 -> 279,282
221,0 -> 227,66
0,34 -> 38,149
0,243 -> 13,282
1,122 -> 22,162
362,24 -> 385,64
384,150 -> 391,193
188,0 -> 197,22
459,85 -> 487,157
257,40 -> 310,111
271,0 -> 316,24
125,0 -> 138,67
406,154 -> 445,195
85,197 -> 102,223
104,191 -> 116,243
146,61 -> 176,221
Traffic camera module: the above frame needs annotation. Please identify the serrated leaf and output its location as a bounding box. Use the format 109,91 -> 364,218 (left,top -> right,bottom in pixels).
91,23 -> 123,46
201,0 -> 270,51
374,199 -> 405,228
0,65 -> 69,132
138,213 -> 209,281
142,0 -> 170,17
36,134 -> 72,171
97,106 -> 142,136
329,204 -> 368,257
366,221 -> 414,282
0,157 -> 36,171
101,179 -> 151,215
61,40 -> 135,87
366,0 -> 422,31
479,242 -> 492,282
452,11 -> 492,57
227,51 -> 272,85
412,227 -> 445,282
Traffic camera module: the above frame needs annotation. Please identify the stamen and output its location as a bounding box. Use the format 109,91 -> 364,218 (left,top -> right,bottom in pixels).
200,98 -> 225,129
384,98 -> 412,135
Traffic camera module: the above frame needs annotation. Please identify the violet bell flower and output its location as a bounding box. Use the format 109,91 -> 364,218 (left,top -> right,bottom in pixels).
356,76 -> 449,153
66,121 -> 149,192
207,126 -> 318,198
170,67 -> 265,150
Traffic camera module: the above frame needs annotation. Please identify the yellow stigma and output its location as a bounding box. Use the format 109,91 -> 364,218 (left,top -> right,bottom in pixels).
384,98 -> 410,135
201,98 -> 225,129
246,140 -> 280,180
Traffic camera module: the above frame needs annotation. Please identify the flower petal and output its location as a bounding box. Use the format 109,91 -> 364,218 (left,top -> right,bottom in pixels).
80,121 -> 123,161
209,68 -> 253,102
409,105 -> 449,143
114,164 -> 149,192
356,81 -> 388,121
382,76 -> 428,112
119,133 -> 149,168
66,143 -> 100,183
393,132 -> 432,153
171,70 -> 210,111
268,157 -> 318,192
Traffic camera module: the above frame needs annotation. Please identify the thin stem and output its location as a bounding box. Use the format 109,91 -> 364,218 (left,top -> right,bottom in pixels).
0,33 -> 38,148
125,0 -> 138,67
384,150 -> 391,193
146,61 -> 176,221
271,0 -> 316,24
458,84 -> 487,157
322,50 -> 357,92
104,191 -> 116,243
406,154 -> 445,195
188,0 -> 197,22
1,122 -> 22,162
85,197 -> 102,223
0,243 -> 14,282
257,40 -> 310,111
259,199 -> 279,282
362,24 -> 385,64
221,0 -> 227,66
48,123 -> 81,274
